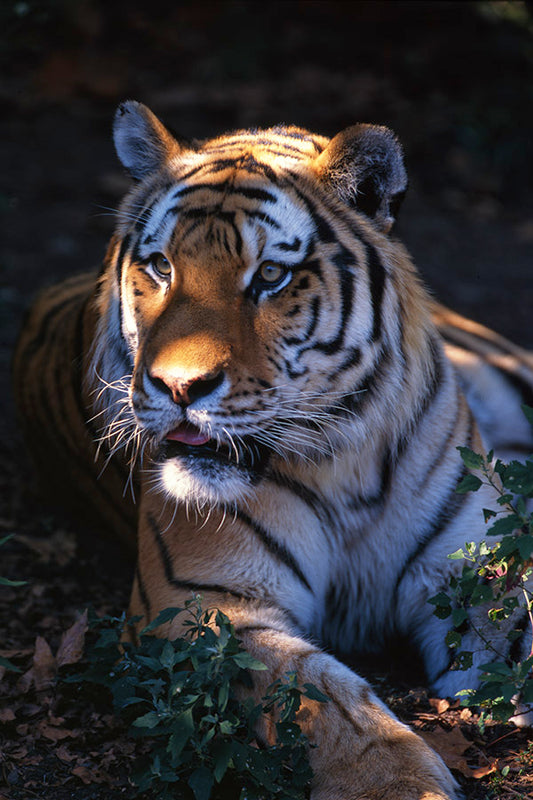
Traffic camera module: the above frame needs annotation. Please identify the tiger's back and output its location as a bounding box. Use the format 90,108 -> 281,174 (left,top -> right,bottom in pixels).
13,271 -> 138,545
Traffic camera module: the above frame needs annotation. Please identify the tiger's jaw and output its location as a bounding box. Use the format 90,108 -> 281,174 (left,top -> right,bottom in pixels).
153,422 -> 272,508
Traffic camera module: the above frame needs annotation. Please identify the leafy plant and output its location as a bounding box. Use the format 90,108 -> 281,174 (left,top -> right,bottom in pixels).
67,596 -> 327,799
430,406 -> 533,726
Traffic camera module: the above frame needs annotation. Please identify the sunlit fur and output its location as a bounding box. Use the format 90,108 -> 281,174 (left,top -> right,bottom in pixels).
14,102 -> 533,799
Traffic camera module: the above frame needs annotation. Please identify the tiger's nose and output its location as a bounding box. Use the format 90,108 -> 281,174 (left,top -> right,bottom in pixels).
148,367 -> 225,407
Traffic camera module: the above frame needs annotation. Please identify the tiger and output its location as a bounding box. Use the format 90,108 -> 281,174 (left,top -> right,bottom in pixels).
13,101 -> 533,800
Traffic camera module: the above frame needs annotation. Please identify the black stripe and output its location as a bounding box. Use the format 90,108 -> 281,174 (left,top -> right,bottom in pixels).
237,186 -> 277,203
235,509 -> 312,593
276,237 -> 301,252
115,234 -> 132,352
397,337 -> 444,457
194,156 -> 279,183
393,445 -> 473,600
338,347 -> 392,415
311,247 -> 356,356
324,579 -> 352,644
337,345 -> 363,373
268,471 -> 335,528
365,242 -> 386,342
23,308 -> 134,530
347,448 -> 394,511
283,296 -> 320,346
441,328 -> 533,408
172,183 -> 277,205
172,182 -> 226,200
233,624 -> 284,637
19,295 -> 79,362
245,210 -> 281,229
147,513 -> 252,601
416,387 -> 464,495
135,563 -> 151,619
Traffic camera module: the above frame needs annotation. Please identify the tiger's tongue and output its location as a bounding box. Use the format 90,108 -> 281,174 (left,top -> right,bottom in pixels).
166,422 -> 210,446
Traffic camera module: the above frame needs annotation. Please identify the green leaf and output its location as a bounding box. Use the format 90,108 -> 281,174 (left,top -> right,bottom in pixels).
0,576 -> 27,586
457,446 -> 484,470
218,681 -> 230,713
213,740 -> 234,783
452,608 -> 468,627
456,474 -> 483,494
432,605 -> 452,620
517,534 -> 533,560
0,655 -> 21,672
428,591 -> 452,607
479,661 -> 513,677
453,651 -> 473,670
188,767 -> 214,800
302,683 -> 330,704
136,655 -> 167,672
496,494 -> 514,506
447,548 -> 467,560
470,584 -> 494,605
231,652 -> 268,671
487,514 -> 522,537
141,607 -> 183,634
520,679 -> 533,703
160,640 -> 177,670
219,719 -> 237,735
132,710 -> 161,729
483,508 -> 497,522
167,708 -> 195,763
502,460 -> 533,495
445,630 -> 462,649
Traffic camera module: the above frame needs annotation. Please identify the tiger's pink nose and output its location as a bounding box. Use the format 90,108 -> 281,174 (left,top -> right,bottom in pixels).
148,367 -> 225,407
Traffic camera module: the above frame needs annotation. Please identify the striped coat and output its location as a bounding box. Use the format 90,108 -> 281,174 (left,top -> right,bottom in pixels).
14,102 -> 533,800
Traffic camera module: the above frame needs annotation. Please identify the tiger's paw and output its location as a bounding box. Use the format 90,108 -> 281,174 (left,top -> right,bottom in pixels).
309,724 -> 460,800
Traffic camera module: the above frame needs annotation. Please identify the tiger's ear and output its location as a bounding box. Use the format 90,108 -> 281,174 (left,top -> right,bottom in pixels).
113,101 -> 184,180
313,124 -> 407,233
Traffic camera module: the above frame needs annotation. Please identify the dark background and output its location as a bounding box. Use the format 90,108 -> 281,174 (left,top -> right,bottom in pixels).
3,0 -> 533,441
1,2 -> 533,796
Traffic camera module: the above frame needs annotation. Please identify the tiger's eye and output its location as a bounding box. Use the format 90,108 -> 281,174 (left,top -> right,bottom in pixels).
258,262 -> 286,284
150,252 -> 172,278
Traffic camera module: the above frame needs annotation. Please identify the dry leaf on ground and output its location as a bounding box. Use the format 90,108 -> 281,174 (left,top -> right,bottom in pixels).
33,636 -> 56,691
56,610 -> 88,667
429,697 -> 450,714
419,725 -> 473,778
470,761 -> 499,779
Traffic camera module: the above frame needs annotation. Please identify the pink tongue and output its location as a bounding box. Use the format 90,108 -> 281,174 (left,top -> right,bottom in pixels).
166,422 -> 211,446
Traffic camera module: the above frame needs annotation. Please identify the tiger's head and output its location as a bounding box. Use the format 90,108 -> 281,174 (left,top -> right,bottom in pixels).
92,101 -> 432,509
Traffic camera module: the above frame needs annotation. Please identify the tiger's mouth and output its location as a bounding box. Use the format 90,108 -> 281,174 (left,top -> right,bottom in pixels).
157,421 -> 271,474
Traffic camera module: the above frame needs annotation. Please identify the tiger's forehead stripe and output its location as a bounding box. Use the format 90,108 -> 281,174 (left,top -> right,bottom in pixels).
195,127 -> 327,157
124,168 -> 317,272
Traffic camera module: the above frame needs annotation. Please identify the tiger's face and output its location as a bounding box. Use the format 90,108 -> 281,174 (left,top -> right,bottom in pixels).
97,102 -> 412,508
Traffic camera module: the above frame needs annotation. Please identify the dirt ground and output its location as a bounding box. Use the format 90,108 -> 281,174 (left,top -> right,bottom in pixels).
1,2 -> 533,798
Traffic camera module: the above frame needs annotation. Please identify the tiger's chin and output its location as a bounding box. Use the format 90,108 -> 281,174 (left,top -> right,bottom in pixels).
154,438 -> 270,509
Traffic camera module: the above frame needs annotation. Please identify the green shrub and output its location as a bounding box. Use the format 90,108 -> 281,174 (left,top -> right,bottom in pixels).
68,596 -> 327,799
430,406 -> 533,727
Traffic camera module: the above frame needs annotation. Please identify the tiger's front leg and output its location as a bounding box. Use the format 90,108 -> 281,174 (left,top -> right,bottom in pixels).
131,499 -> 459,800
